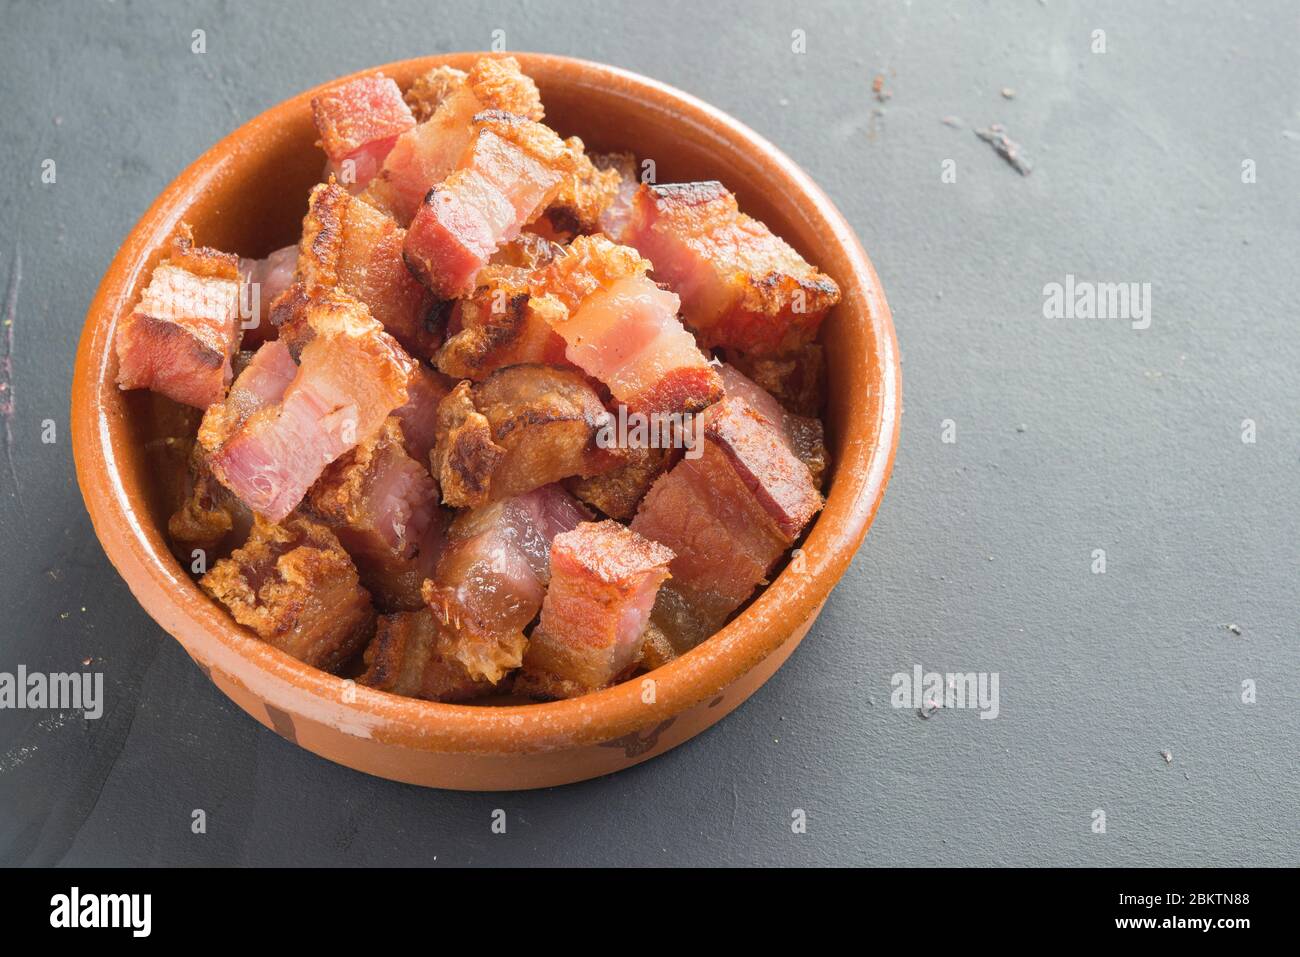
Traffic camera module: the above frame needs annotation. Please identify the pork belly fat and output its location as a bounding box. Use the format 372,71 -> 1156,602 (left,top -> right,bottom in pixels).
312,73 -> 415,190
423,484 -> 590,682
624,181 -> 841,356
403,111 -> 575,299
237,245 -> 299,348
631,398 -> 823,651
393,362 -> 452,464
533,235 -> 723,415
298,181 -> 441,358
207,293 -> 414,522
364,56 -> 544,224
360,609 -> 496,702
201,515 -> 375,673
114,229 -> 242,410
304,417 -> 446,611
518,521 -> 674,698
432,365 -> 621,508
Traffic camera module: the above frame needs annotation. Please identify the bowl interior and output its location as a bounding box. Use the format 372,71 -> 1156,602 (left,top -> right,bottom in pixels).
79,53 -> 898,747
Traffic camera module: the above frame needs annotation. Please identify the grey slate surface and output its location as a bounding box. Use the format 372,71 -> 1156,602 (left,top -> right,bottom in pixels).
1,0 -> 1296,867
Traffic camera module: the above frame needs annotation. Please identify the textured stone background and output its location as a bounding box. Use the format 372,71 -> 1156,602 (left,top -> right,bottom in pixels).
1,0 -> 1296,866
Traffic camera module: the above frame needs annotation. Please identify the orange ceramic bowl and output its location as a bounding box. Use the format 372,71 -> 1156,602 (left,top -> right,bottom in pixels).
71,53 -> 900,790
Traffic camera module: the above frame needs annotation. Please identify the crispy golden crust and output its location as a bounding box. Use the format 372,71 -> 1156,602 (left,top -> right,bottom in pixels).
466,56 -> 544,121
431,381 -> 504,508
168,446 -> 252,558
566,444 -> 670,521
436,268 -> 568,381
531,233 -> 650,312
403,65 -> 468,122
433,366 -> 621,507
471,109 -> 575,169
201,515 -> 375,672
637,620 -> 677,670
170,223 -> 241,281
540,137 -> 622,239
359,609 -> 496,701
724,344 -> 825,417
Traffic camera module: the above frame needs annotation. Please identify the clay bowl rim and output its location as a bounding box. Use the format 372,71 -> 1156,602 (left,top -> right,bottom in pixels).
71,52 -> 901,756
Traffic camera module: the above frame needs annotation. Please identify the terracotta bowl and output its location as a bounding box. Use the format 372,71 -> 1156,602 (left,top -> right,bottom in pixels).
71,52 -> 900,790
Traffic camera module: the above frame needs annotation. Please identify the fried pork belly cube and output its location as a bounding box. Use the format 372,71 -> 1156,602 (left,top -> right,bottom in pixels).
435,263 -> 569,380
516,521 -> 674,699
203,291 -> 414,521
201,514 -> 375,672
359,609 -> 495,702
432,365 -> 621,508
169,445 -> 254,560
298,181 -> 441,357
303,417 -> 447,611
393,361 -> 452,464
237,245 -> 299,348
365,56 -> 544,224
624,182 -> 841,356
565,444 -> 671,521
631,398 -> 823,652
723,343 -> 825,417
403,111 -> 576,299
114,227 -> 243,409
403,65 -> 469,123
534,138 -> 621,241
717,362 -> 828,489
312,73 -> 416,191
533,234 -> 722,415
424,484 -> 590,682
591,151 -> 639,242
196,338 -> 298,452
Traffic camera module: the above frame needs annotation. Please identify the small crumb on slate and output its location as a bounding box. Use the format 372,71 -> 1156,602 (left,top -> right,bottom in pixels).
1016,424 -> 1027,432
1223,623 -> 1242,636
1160,750 -> 1173,765
975,123 -> 1033,174
82,656 -> 92,666
872,73 -> 892,102
941,115 -> 964,128
1001,87 -> 1016,99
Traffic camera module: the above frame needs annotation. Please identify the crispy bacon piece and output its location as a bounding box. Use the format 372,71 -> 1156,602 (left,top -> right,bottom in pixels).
403,111 -> 576,299
624,181 -> 841,356
203,291 -> 414,521
591,151 -> 639,242
115,227 -> 242,409
536,138 -> 621,240
393,361 -> 452,464
238,245 -> 299,347
717,362 -> 828,488
432,365 -> 620,508
297,181 -> 441,357
303,417 -> 447,610
403,65 -> 468,123
516,521 -> 674,699
169,445 -> 254,560
565,444 -> 670,521
364,56 -> 544,224
533,235 -> 722,415
435,264 -> 569,380
359,609 -> 495,701
631,398 -> 823,651
312,73 -> 416,190
724,343 -> 825,417
201,514 -> 375,672
423,485 -> 590,682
